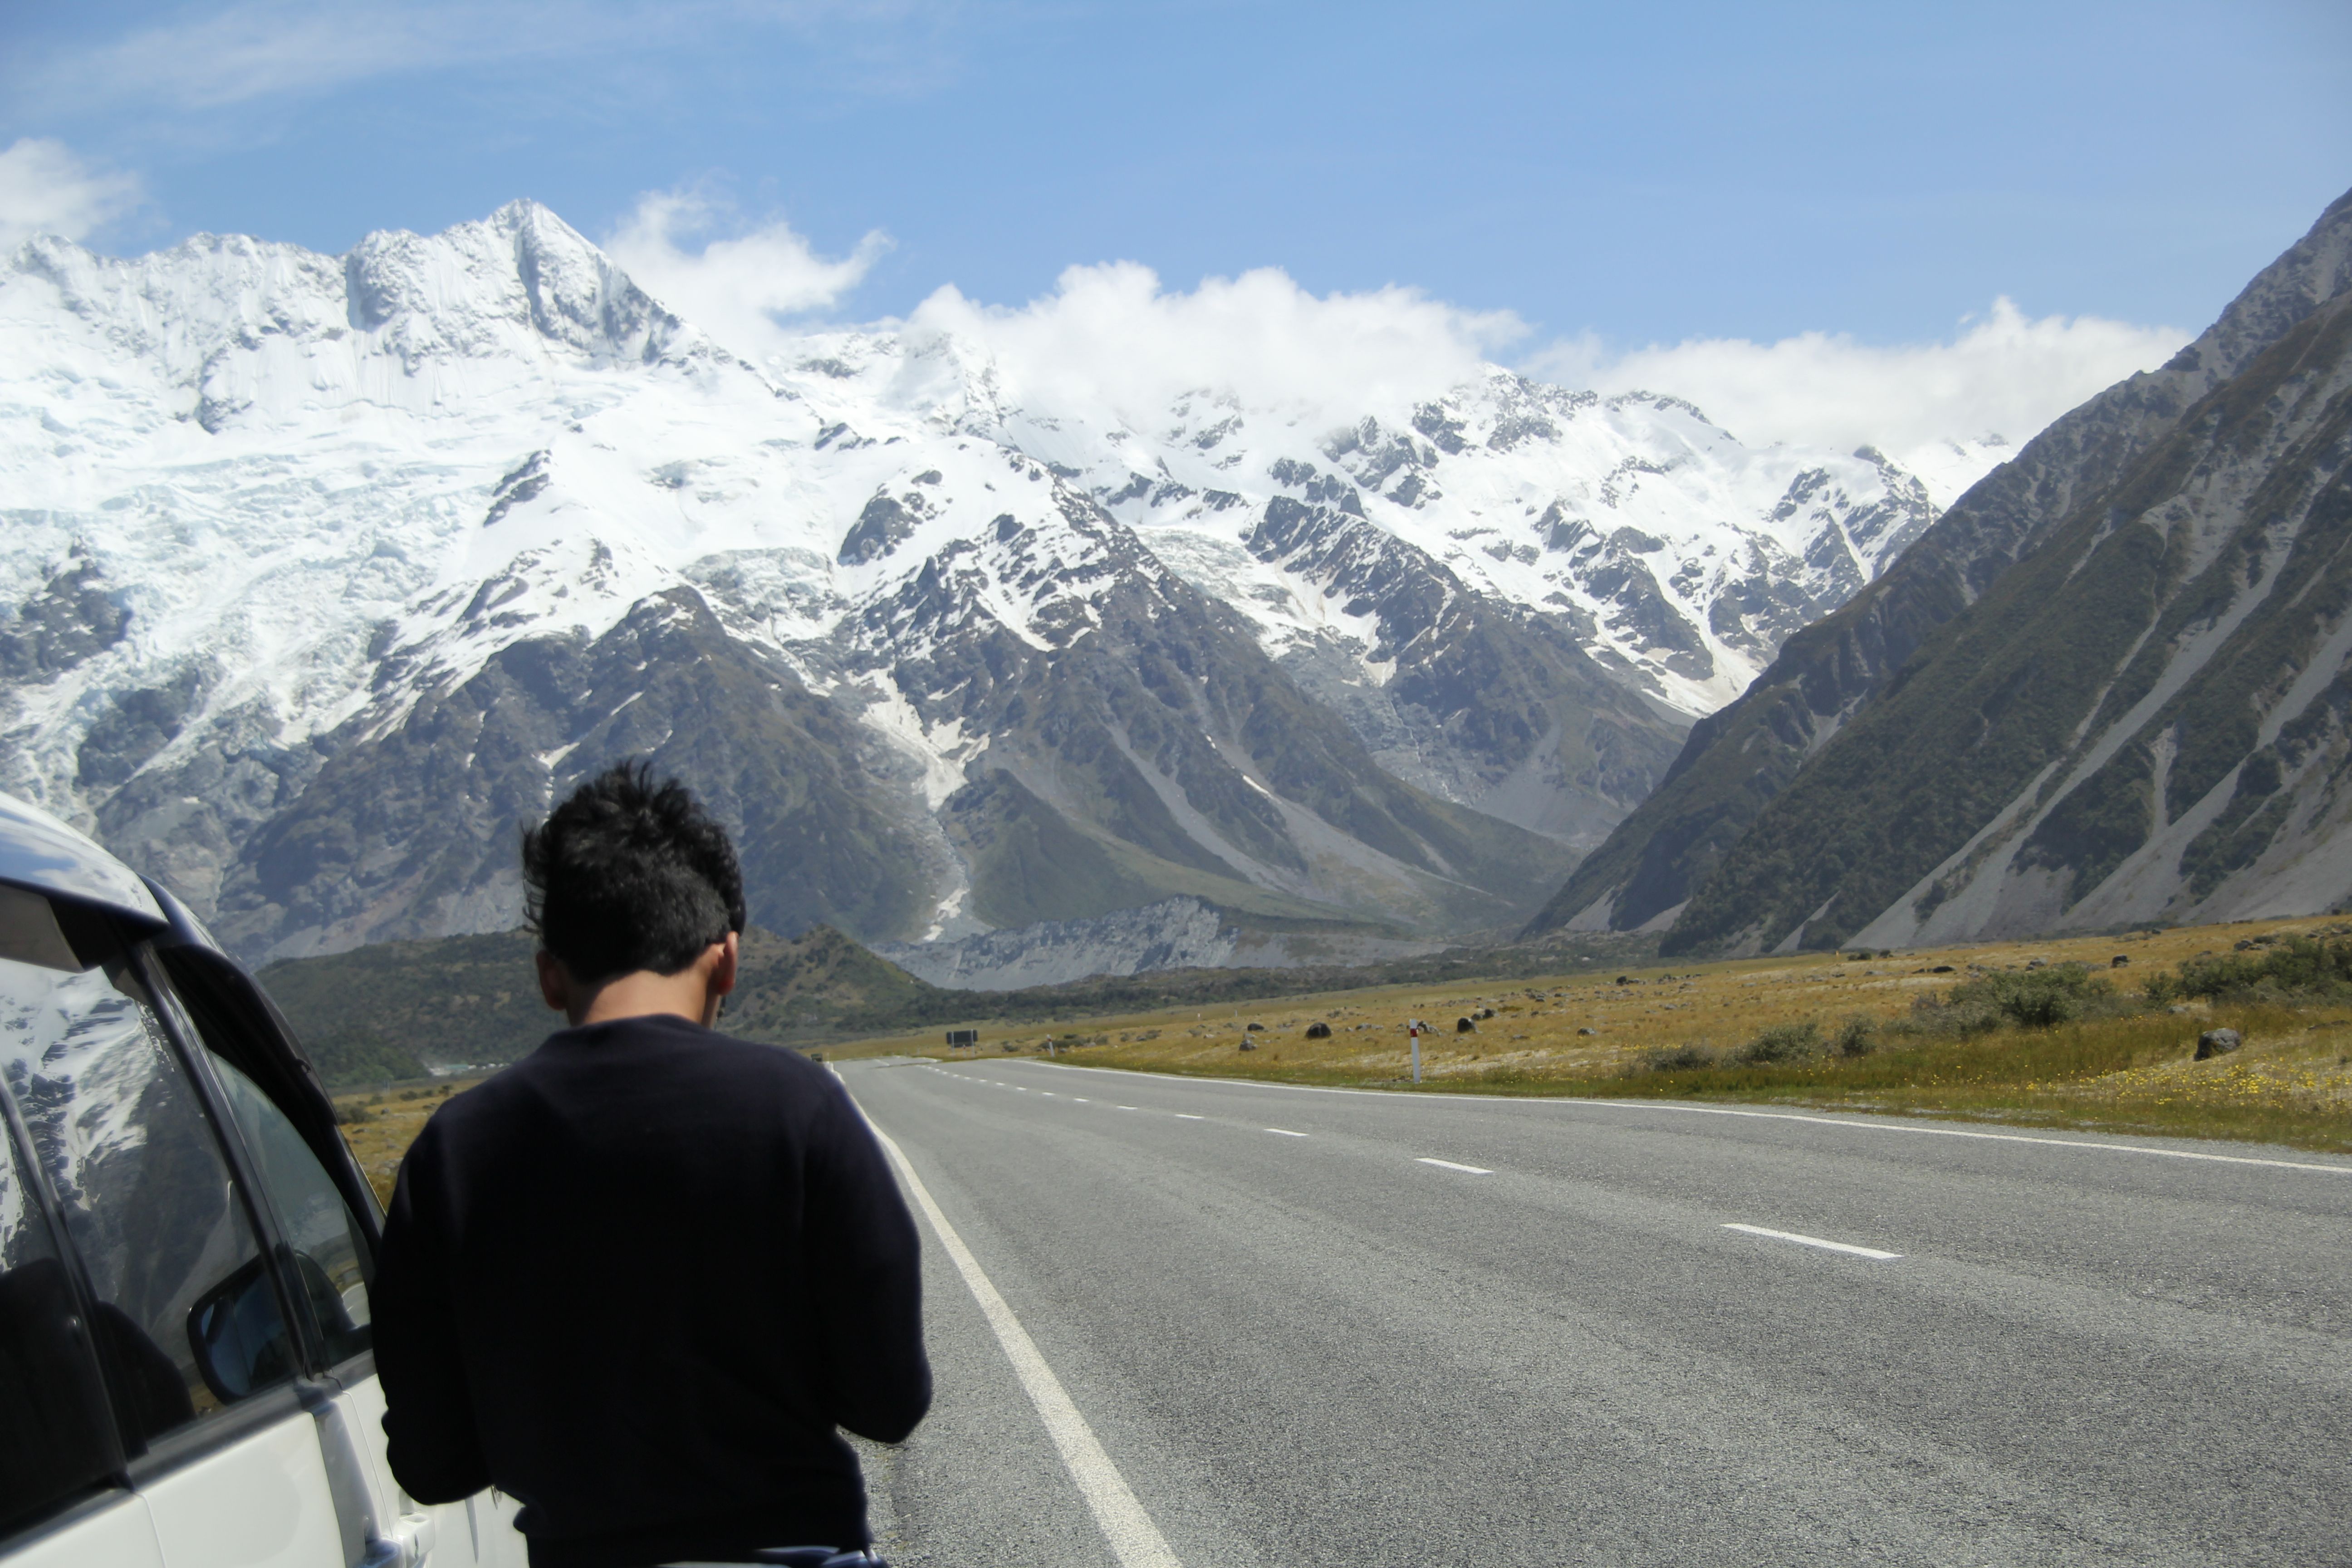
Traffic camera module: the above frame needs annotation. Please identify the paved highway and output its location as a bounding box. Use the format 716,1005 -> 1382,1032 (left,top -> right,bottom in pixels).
836,1056 -> 2352,1567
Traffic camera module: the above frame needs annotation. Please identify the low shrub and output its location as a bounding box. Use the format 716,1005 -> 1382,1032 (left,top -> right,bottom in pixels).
1642,1042 -> 1719,1072
1831,1016 -> 1878,1058
1911,963 -> 2125,1033
1738,1021 -> 1822,1063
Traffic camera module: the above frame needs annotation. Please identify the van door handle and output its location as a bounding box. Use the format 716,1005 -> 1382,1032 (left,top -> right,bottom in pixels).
363,1513 -> 437,1568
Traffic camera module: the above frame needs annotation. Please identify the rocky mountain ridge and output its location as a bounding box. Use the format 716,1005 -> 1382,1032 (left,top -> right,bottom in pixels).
1524,186 -> 2352,952
3,201 -> 1962,964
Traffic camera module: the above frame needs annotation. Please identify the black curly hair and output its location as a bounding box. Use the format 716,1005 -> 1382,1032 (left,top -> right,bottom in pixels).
522,761 -> 746,985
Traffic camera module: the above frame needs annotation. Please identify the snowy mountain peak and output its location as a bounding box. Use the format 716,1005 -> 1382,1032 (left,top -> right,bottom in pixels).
0,204 -> 1991,961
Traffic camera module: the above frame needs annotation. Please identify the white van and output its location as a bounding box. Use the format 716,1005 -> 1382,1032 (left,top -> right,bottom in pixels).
0,792 -> 524,1568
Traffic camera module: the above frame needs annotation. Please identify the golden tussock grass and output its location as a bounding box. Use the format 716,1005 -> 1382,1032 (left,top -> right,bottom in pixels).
833,915 -> 2352,1154
333,916 -> 2352,1183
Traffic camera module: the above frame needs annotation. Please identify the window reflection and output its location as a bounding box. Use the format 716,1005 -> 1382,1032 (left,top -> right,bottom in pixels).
0,955 -> 292,1446
0,1118 -> 117,1529
208,1056 -> 372,1365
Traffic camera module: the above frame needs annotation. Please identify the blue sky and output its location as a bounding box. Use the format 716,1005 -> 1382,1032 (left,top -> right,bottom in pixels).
2,1 -> 2348,463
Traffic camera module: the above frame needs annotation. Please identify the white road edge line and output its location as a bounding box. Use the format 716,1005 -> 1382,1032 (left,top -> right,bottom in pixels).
1723,1223 -> 1902,1260
1174,1113 -> 1204,1120
1265,1127 -> 1308,1137
1017,1062 -> 2352,1176
849,1100 -> 1184,1568
1416,1157 -> 1493,1175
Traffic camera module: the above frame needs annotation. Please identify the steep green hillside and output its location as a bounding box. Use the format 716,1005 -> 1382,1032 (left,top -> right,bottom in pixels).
260,925 -> 941,1078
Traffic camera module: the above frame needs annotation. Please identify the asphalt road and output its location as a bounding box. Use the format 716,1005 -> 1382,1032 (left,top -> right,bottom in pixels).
837,1056 -> 2352,1567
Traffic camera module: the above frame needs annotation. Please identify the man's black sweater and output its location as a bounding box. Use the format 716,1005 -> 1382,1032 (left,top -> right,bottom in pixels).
372,1014 -> 931,1568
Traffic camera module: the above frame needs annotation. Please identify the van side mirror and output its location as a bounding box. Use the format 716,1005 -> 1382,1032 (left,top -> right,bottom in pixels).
186,1255 -> 294,1404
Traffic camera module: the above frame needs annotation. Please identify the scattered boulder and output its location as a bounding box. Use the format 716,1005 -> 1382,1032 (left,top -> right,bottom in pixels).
1475,1006 -> 1496,1019
1238,1038 -> 1258,1052
1455,1017 -> 1477,1034
1304,1021 -> 1332,1039
1931,965 -> 1955,974
2195,1029 -> 2243,1061
2026,958 -> 2047,970
1245,1021 -> 1265,1032
1576,1027 -> 1595,1036
2111,955 -> 2131,967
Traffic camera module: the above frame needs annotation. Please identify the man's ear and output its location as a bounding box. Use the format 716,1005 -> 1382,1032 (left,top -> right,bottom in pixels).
699,932 -> 740,1029
712,930 -> 740,996
535,949 -> 573,1015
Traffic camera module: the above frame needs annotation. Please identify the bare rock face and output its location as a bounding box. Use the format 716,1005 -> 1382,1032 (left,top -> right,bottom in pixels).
1529,186 -> 2352,955
2195,1029 -> 2244,1061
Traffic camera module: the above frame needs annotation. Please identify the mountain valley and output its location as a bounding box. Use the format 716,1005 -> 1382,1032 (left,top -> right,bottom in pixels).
1527,187 -> 2352,955
1,202 -> 1960,965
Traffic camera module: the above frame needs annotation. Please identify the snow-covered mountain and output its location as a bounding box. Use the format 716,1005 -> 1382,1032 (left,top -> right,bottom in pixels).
1,202 -> 1951,963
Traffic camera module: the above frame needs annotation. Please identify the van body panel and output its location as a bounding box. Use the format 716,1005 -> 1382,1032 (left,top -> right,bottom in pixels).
4,1492 -> 165,1568
141,1412 -> 348,1568
333,1370 -> 528,1568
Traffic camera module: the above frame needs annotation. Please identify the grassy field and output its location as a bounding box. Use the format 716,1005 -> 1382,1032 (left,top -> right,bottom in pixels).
331,916 -> 2352,1196
816,916 -> 2352,1155
336,1079 -> 480,1206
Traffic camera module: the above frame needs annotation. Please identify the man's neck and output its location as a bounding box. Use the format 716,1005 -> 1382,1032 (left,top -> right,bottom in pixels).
570,969 -> 720,1029
539,934 -> 737,1029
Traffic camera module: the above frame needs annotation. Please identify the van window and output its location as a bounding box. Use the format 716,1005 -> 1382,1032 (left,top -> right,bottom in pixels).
0,931 -> 296,1450
207,1054 -> 372,1367
0,1111 -> 118,1533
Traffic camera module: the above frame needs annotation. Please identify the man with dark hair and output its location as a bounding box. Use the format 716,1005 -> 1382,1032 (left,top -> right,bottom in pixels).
372,761 -> 931,1568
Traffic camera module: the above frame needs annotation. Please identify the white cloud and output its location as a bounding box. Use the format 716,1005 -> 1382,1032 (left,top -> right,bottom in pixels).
1528,299 -> 2189,485
0,138 -> 145,249
605,191 -> 891,345
902,261 -> 1528,432
609,178 -> 2185,500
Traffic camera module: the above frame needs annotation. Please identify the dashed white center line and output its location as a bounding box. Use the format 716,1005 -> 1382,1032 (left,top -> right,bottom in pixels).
1073,1098 -> 1090,1102
1265,1127 -> 1308,1138
1723,1223 -> 1903,1260
1175,1113 -> 1204,1120
1118,1106 -> 1139,1111
1416,1157 -> 1493,1175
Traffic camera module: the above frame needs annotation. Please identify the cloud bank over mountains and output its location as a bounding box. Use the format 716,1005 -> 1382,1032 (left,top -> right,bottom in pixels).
1531,300 -> 2191,498
603,194 -> 2187,504
606,189 -> 896,352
